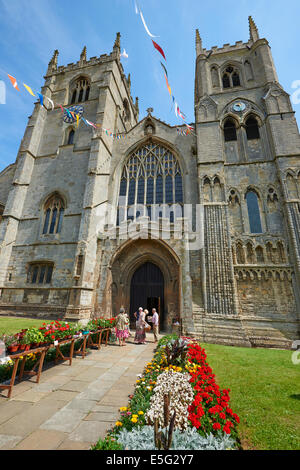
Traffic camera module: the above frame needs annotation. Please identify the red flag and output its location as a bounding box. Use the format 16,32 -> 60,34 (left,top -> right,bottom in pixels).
152,40 -> 166,61
7,74 -> 20,91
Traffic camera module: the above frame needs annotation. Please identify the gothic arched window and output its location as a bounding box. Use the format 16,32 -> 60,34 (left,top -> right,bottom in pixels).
246,190 -> 263,233
67,129 -> 75,145
246,116 -> 260,140
222,66 -> 241,89
42,194 -> 65,235
224,119 -> 237,142
222,73 -> 230,89
69,77 -> 90,104
116,142 -> 183,224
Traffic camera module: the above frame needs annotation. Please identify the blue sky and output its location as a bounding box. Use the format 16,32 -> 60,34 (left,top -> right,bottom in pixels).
0,0 -> 300,172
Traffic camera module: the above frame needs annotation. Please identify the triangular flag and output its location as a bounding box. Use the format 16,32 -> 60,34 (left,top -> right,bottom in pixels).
59,104 -> 64,113
152,40 -> 166,60
7,74 -> 20,91
23,83 -> 36,97
37,93 -> 43,107
76,114 -> 80,128
160,62 -> 168,78
164,74 -> 172,97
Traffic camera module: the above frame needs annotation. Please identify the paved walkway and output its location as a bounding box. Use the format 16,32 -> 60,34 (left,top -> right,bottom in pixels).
0,338 -> 157,450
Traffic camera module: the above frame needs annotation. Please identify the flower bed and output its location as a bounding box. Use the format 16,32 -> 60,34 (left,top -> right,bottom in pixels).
92,335 -> 240,450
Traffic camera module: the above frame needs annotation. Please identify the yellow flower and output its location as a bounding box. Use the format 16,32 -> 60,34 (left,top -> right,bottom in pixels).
132,414 -> 138,419
131,418 -> 138,423
115,421 -> 123,427
138,411 -> 144,415
119,407 -> 127,412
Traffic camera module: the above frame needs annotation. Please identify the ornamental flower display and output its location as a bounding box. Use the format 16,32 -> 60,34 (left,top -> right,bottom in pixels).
94,334 -> 240,451
146,369 -> 194,431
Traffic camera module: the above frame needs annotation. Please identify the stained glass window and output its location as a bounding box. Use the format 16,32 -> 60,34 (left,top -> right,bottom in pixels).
42,194 -> 65,235
117,142 -> 183,223
246,190 -> 263,233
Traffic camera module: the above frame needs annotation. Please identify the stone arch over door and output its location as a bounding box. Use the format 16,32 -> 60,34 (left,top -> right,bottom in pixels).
109,238 -> 181,332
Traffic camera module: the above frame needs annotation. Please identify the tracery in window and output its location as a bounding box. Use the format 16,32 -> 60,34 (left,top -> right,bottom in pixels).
116,142 -> 183,224
222,66 -> 241,89
27,263 -> 54,284
70,77 -> 90,104
42,194 -> 65,235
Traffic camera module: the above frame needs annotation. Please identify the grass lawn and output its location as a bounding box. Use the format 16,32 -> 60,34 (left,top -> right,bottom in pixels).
0,316 -> 74,335
203,342 -> 300,450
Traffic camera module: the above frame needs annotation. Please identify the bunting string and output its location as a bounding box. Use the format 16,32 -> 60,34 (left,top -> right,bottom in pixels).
133,0 -> 194,135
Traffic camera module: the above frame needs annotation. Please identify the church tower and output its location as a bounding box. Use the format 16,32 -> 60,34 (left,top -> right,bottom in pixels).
194,17 -> 300,347
0,34 -> 138,319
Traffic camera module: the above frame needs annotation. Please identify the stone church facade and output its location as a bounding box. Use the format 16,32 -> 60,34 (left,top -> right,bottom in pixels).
0,18 -> 299,348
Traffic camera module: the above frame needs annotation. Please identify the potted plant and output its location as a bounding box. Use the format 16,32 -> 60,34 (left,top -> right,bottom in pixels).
5,335 -> 19,354
21,328 -> 44,350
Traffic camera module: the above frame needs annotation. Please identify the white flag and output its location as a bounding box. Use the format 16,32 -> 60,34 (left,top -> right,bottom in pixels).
120,49 -> 129,59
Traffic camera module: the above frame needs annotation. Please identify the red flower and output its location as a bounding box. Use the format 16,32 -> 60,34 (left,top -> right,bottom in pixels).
213,423 -> 221,431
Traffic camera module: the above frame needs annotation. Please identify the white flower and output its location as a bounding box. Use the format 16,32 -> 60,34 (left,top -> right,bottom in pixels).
145,369 -> 194,431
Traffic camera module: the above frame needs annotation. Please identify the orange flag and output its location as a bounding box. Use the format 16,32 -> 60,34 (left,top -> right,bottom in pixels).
7,74 -> 20,91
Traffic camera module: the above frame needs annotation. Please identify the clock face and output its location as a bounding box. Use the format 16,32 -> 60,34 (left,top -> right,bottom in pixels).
232,102 -> 246,113
63,105 -> 84,124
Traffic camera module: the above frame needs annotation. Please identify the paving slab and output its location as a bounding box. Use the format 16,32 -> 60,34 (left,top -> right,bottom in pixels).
40,408 -> 87,433
49,390 -> 79,401
0,434 -> 22,449
58,380 -> 90,392
84,412 -> 119,422
0,401 -> 32,426
15,430 -> 68,450
0,401 -> 64,437
12,390 -> 50,403
57,439 -> 92,450
69,420 -> 115,443
65,398 -> 98,412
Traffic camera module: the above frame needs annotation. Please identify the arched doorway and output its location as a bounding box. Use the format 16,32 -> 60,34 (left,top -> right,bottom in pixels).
130,262 -> 165,329
97,239 -> 181,333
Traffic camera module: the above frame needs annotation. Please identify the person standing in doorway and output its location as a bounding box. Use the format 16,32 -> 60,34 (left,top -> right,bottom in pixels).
151,308 -> 159,343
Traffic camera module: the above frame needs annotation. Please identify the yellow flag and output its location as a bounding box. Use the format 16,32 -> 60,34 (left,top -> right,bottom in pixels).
23,83 -> 36,97
76,114 -> 79,128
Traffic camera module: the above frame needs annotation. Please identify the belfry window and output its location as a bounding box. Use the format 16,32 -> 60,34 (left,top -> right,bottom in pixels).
222,66 -> 241,89
42,194 -> 65,235
224,119 -> 237,142
116,142 -> 183,224
246,116 -> 260,140
70,77 -> 90,104
246,190 -> 263,234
